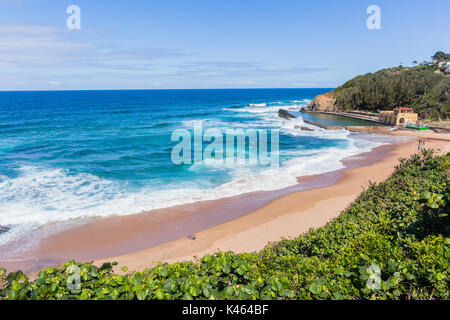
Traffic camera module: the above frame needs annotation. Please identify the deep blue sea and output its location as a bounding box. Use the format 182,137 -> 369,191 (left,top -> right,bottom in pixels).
0,89 -> 392,244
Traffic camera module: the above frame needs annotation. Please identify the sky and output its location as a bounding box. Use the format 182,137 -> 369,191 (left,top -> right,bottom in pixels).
0,0 -> 449,91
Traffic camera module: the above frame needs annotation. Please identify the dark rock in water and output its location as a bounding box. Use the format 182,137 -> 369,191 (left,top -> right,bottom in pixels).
0,226 -> 9,234
300,106 -> 311,112
294,125 -> 315,131
278,109 -> 296,120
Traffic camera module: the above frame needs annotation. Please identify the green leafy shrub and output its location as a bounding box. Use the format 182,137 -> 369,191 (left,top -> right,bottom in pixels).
332,60 -> 450,119
1,151 -> 449,300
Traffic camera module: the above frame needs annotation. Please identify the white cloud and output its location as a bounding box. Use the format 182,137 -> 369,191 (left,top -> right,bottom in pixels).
0,23 -> 331,90
0,24 -> 194,69
0,23 -> 196,89
45,81 -> 62,86
0,24 -> 94,67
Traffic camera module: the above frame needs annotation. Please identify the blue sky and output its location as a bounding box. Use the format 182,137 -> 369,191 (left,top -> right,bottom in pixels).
0,0 -> 449,90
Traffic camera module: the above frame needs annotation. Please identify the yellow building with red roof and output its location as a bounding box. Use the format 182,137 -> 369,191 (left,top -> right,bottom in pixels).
378,107 -> 418,126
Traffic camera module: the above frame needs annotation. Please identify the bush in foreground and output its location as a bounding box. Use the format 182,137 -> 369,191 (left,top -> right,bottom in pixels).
1,150 -> 448,300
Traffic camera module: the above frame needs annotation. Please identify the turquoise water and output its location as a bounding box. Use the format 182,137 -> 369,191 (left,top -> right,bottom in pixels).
0,89 -> 391,244
300,112 -> 382,127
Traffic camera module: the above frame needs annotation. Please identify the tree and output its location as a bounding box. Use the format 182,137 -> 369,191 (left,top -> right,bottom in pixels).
432,51 -> 450,61
332,60 -> 449,119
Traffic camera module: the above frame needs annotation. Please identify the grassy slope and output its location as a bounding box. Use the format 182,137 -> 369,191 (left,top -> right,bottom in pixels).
332,65 -> 450,120
1,151 -> 449,300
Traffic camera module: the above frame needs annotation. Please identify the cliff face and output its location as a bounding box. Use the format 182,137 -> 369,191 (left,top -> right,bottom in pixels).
308,93 -> 339,112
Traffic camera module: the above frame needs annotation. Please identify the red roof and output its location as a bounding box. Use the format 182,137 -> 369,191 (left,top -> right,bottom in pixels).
394,107 -> 413,111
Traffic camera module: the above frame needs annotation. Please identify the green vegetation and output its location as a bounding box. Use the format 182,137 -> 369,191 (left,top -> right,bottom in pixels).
332,52 -> 450,120
432,51 -> 450,62
1,151 -> 449,300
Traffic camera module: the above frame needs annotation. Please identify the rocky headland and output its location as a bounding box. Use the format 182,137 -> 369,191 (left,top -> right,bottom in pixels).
304,92 -> 338,112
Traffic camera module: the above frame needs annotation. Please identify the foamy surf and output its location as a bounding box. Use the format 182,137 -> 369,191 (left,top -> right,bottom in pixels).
0,138 -> 382,245
0,91 -> 390,246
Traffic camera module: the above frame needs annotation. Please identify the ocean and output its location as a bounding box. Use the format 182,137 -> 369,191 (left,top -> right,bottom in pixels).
0,89 -> 392,246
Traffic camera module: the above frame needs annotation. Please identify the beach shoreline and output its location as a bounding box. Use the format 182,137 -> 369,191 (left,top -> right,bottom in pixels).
1,131 -> 449,274
93,131 -> 450,272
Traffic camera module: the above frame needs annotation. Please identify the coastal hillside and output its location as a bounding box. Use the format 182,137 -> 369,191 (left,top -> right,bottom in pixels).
1,151 -> 448,300
309,52 -> 450,120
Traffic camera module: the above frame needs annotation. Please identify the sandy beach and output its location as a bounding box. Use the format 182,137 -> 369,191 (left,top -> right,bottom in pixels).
1,130 -> 449,274
89,130 -> 449,272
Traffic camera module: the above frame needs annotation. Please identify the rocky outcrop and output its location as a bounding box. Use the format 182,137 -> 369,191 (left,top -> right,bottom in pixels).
345,126 -> 393,133
308,93 -> 339,112
278,109 -> 296,120
326,125 -> 344,130
294,125 -> 315,131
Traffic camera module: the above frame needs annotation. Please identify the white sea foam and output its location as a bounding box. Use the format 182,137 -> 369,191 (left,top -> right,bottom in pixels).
0,137 -> 384,246
0,136 -> 382,244
0,99 -> 389,245
292,99 -> 311,103
249,103 -> 267,107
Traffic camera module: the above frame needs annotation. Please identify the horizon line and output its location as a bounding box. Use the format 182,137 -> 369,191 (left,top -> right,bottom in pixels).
0,87 -> 336,93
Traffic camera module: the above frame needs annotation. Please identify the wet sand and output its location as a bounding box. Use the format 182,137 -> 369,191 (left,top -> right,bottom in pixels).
1,131 -> 449,274
93,134 -> 450,272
